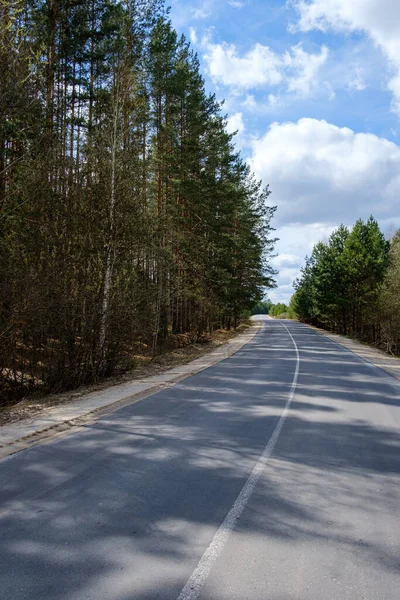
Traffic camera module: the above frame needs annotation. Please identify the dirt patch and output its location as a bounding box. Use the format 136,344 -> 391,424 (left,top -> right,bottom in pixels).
0,323 -> 252,427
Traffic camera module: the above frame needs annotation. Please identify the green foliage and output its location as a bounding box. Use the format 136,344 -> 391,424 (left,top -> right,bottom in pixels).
292,217 -> 393,348
287,295 -> 298,320
251,299 -> 273,315
269,303 -> 288,317
0,2 -> 277,402
378,231 -> 400,354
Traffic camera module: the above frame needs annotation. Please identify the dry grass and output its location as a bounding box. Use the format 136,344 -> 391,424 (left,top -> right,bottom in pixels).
0,322 -> 251,427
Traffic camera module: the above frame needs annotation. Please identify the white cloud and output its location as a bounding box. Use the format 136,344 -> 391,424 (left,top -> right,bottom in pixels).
250,118 -> 400,301
250,118 -> 400,226
243,94 -> 257,109
268,284 -> 295,305
226,112 -> 245,135
347,66 -> 366,92
190,0 -> 216,20
291,0 -> 400,111
202,36 -> 329,97
236,92 -> 282,115
226,112 -> 250,151
269,222 -> 337,303
192,8 -> 209,19
284,43 -> 329,96
272,253 -> 303,269
267,93 -> 280,108
189,27 -> 198,44
203,40 -> 283,88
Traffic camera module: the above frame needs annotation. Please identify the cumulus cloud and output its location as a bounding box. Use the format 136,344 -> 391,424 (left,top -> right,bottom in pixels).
267,221 -> 338,303
190,0 -> 217,20
249,118 -> 400,301
250,118 -> 400,226
189,27 -> 198,44
272,253 -> 304,269
202,36 -> 329,97
284,43 -> 329,96
268,222 -> 337,303
203,40 -> 283,88
226,112 -> 245,135
242,94 -> 257,109
237,92 -> 282,116
291,0 -> 400,111
347,66 -> 366,92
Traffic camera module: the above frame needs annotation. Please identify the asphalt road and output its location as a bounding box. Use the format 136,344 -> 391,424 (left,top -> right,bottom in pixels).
1,319 -> 399,600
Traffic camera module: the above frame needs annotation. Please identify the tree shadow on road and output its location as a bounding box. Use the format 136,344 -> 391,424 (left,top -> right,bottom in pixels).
1,323 -> 399,599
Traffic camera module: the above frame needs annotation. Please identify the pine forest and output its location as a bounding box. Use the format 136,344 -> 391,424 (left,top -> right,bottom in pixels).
0,0 -> 277,404
291,217 -> 400,356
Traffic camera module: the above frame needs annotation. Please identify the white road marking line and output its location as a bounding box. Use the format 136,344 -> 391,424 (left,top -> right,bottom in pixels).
176,321 -> 300,600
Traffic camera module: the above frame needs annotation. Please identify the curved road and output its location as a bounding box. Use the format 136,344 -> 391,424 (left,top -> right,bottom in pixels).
1,319 -> 399,599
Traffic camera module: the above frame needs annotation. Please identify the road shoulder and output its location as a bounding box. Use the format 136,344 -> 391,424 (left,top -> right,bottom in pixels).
0,322 -> 261,460
305,324 -> 400,382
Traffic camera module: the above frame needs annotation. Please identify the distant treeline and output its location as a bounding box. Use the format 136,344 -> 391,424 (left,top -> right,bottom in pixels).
251,300 -> 293,318
291,217 -> 400,355
269,302 -> 292,318
0,1 -> 276,404
251,300 -> 273,315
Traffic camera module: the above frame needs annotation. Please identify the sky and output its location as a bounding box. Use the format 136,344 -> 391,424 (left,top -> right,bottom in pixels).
169,0 -> 400,303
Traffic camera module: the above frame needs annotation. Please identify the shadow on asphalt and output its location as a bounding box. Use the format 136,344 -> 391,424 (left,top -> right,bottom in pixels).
1,322 -> 399,599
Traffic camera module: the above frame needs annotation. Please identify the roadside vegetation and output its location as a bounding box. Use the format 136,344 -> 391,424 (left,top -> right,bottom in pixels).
268,302 -> 293,319
291,217 -> 400,356
250,299 -> 292,318
250,300 -> 272,315
0,1 -> 277,406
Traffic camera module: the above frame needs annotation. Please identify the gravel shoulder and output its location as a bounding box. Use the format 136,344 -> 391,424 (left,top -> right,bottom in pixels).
304,323 -> 400,382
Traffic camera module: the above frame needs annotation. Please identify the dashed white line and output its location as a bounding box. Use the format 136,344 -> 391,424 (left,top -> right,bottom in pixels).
176,321 -> 300,600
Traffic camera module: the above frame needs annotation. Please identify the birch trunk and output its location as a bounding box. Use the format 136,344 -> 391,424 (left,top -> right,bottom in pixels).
99,82 -> 120,369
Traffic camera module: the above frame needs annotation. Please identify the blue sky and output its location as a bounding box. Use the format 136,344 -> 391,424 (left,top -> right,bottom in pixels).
169,0 -> 400,303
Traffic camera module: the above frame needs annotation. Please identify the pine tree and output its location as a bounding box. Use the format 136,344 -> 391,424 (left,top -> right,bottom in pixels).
0,3 -> 277,403
293,217 -> 390,345
378,231 -> 400,354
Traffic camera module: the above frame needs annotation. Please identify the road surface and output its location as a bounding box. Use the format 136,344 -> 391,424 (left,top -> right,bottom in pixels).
1,319 -> 399,599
